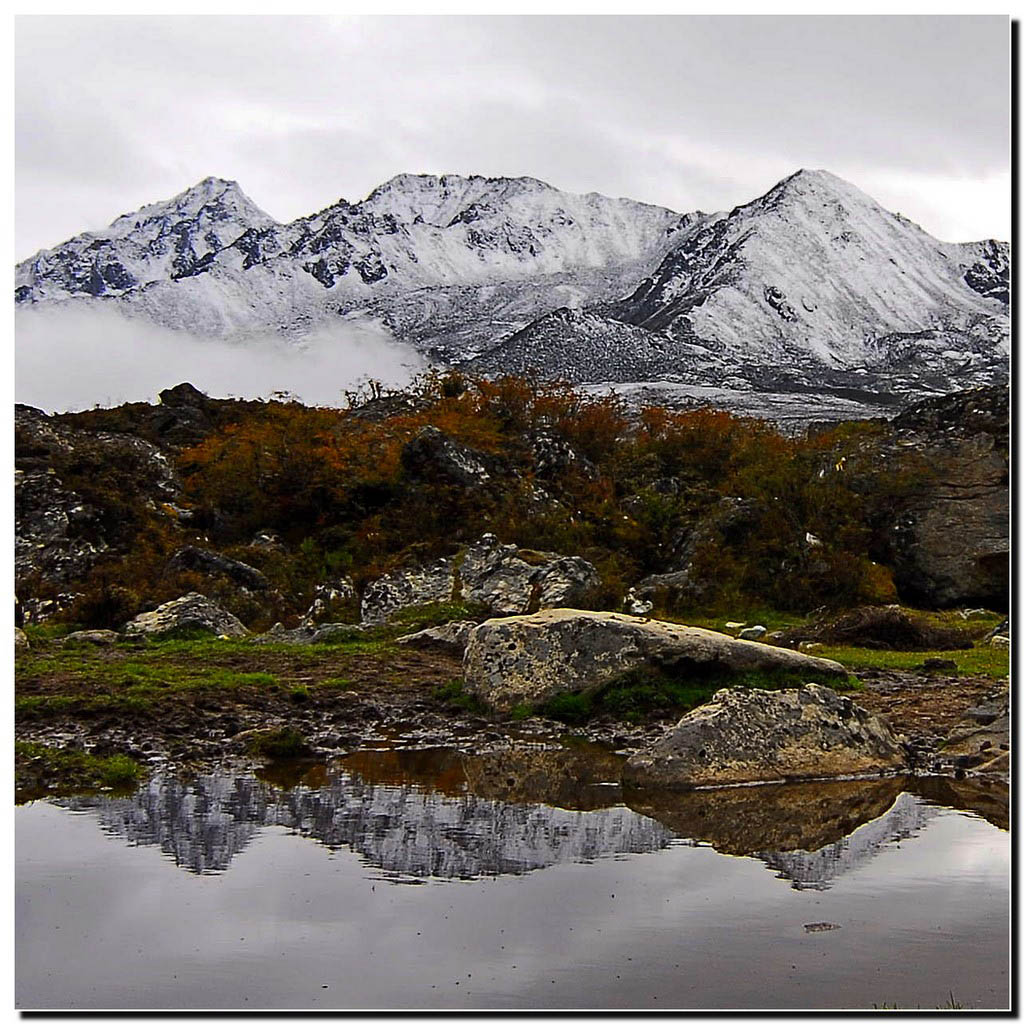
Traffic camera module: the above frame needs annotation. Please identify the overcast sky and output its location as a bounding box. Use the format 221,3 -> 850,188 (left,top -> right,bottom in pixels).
15,15 -> 1010,259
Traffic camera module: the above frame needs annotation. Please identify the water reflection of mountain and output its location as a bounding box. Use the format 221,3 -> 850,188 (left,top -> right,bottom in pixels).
759,791 -> 940,890
60,760 -> 675,878
55,750 -> 1008,887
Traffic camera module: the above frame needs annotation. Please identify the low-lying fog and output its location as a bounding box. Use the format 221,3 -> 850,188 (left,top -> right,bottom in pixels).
15,305 -> 428,413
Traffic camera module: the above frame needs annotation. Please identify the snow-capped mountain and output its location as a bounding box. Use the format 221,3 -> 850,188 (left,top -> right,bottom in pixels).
17,173 -> 692,351
474,169 -> 1009,407
611,169 -> 1008,374
15,168 -> 1009,409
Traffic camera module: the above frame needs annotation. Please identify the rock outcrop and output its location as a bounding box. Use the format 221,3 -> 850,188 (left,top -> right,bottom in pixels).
15,403 -> 182,619
462,609 -> 846,713
166,546 -> 269,592
360,534 -> 600,624
299,577 -> 357,627
872,386 -> 1009,609
400,426 -> 496,488
124,592 -> 249,639
395,620 -> 478,657
623,684 -> 905,789
940,683 -> 1009,775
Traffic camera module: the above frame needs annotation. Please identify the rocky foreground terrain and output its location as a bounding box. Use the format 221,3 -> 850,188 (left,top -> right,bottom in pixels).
14,377 -> 1010,816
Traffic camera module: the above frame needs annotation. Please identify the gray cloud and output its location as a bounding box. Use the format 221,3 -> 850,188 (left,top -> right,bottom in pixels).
15,15 -> 1010,257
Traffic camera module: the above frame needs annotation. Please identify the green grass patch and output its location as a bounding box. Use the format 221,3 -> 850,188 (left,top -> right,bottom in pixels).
317,677 -> 355,690
432,678 -> 487,713
815,643 -> 1008,678
15,740 -> 146,800
244,728 -> 311,759
390,601 -> 487,631
533,666 -> 859,725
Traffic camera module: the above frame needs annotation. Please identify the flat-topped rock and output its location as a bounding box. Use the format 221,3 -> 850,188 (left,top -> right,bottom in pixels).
462,609 -> 847,712
623,684 -> 905,789
396,620 -> 478,656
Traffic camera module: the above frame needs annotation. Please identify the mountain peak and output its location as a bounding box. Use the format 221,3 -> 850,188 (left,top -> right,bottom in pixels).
753,167 -> 880,213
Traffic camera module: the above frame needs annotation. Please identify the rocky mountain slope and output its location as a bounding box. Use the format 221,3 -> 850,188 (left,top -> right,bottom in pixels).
15,168 -> 1009,409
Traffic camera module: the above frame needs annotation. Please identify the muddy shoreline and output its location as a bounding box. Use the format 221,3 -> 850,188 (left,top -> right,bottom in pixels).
14,632 -> 1003,803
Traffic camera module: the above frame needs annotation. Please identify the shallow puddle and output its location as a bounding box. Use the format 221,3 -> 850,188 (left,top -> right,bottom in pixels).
16,748 -> 1010,1009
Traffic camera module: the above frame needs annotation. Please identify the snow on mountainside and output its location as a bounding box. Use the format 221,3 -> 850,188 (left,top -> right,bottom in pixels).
470,169 -> 1008,408
611,169 -> 1009,371
17,173 -> 693,347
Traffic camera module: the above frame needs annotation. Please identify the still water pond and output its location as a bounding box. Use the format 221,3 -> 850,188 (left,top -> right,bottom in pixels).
16,748 -> 1010,1010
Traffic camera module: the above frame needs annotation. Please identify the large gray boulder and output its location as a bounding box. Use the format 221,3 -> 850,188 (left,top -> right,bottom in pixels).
124,592 -> 249,639
462,609 -> 847,713
459,534 -> 600,614
360,535 -> 601,624
623,684 -> 905,789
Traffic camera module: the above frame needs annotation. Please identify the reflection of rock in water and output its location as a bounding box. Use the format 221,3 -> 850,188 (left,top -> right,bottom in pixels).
760,791 -> 940,890
625,777 -> 947,890
909,776 -> 1009,832
59,762 -> 674,879
625,777 -> 906,856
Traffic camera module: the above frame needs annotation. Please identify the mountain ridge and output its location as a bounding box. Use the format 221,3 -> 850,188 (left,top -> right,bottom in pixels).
15,167 -> 1009,412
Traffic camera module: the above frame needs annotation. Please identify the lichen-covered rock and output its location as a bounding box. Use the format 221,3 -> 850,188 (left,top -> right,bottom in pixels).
396,620 -> 478,656
623,684 -> 905,789
361,560 -> 455,625
462,609 -> 847,713
15,627 -> 29,651
360,534 -> 601,624
459,535 -> 600,615
123,592 -> 249,638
